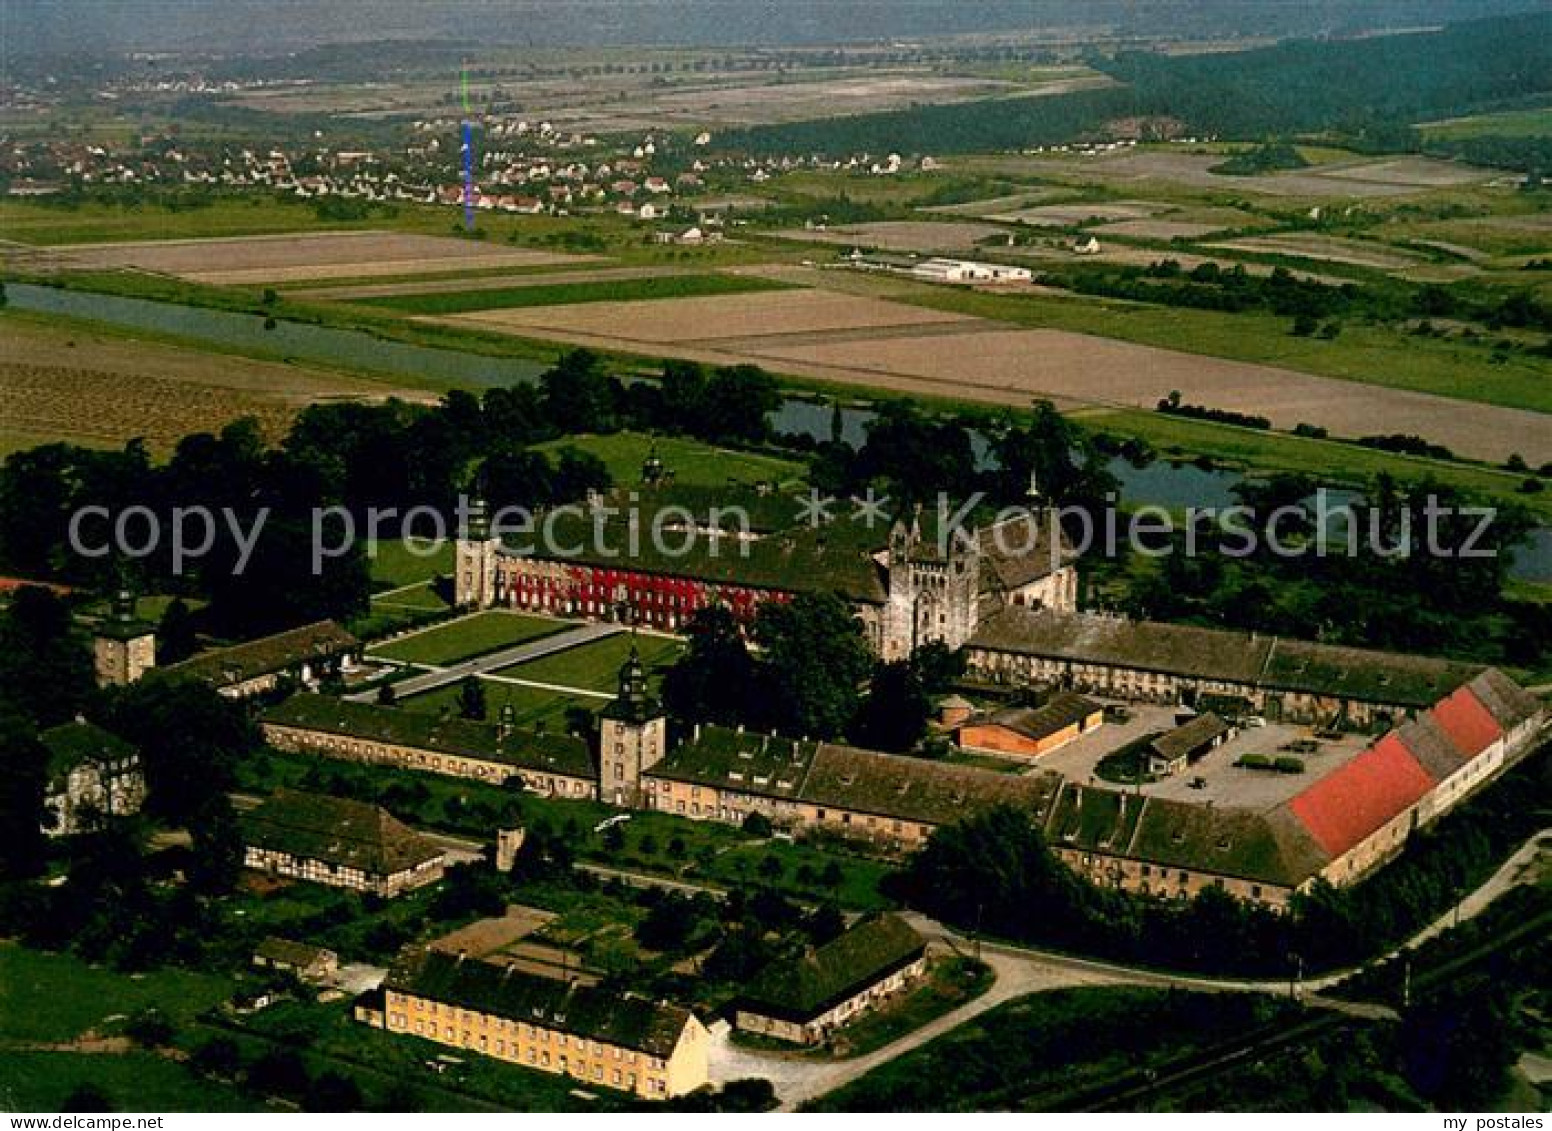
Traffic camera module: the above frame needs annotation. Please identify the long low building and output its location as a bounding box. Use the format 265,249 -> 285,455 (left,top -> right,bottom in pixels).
378,948 -> 709,1099
967,608 -> 1486,728
240,788 -> 446,898
263,694 -> 599,799
261,655 -> 1544,909
166,620 -> 360,698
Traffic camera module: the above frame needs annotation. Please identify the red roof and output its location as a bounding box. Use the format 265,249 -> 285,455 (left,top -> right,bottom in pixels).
1288,735 -> 1435,857
1428,685 -> 1502,760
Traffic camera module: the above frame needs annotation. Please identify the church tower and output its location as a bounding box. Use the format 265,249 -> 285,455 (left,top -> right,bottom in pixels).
455,496 -> 499,609
94,587 -> 156,687
598,644 -> 667,808
880,514 -> 981,662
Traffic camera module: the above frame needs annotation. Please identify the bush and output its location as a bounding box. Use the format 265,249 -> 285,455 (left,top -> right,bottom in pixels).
1236,753 -> 1272,770
1273,756 -> 1306,774
742,811 -> 773,838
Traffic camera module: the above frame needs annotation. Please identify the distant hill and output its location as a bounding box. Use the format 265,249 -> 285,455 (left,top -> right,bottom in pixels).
721,12 -> 1552,155
6,0 -> 1551,56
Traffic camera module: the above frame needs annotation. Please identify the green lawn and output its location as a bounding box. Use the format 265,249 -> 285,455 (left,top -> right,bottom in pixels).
398,681 -> 601,732
0,196 -> 383,245
357,272 -> 792,315
369,611 -> 570,665
0,1051 -> 266,1113
0,944 -> 238,1045
368,537 -> 455,589
494,633 -> 684,694
372,581 -> 453,611
533,430 -> 806,490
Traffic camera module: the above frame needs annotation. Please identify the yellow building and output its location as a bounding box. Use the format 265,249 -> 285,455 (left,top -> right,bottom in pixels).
379,949 -> 708,1100
955,691 -> 1104,759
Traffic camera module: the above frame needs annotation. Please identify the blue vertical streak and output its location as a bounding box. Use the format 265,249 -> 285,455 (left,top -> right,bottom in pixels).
462,120 -> 475,230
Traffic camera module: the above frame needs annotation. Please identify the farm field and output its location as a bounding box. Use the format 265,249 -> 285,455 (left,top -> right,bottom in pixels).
0,311 -> 420,454
357,271 -> 790,315
492,632 -> 684,694
2,1051 -> 266,1113
532,431 -> 805,489
54,230 -> 599,284
448,287 -> 973,344
773,220 -> 1009,254
369,610 -> 570,665
1420,105 -> 1552,140
986,201 -> 1166,226
0,195 -> 383,246
288,265 -> 697,301
1211,233 -> 1429,271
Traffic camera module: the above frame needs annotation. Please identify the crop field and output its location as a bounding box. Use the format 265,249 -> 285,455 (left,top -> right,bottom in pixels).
449,287 -> 972,344
737,324 -> 1552,465
773,220 -> 1009,254
531,431 -> 805,489
55,230 -> 598,284
369,610 -> 570,665
1212,233 -> 1430,271
358,272 -> 790,315
1091,218 -> 1239,240
289,265 -> 697,302
0,313 -> 416,454
1420,105 -> 1552,140
988,201 -> 1166,226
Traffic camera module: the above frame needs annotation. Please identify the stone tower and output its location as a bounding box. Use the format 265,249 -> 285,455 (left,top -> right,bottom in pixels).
454,496 -> 499,609
880,515 -> 981,662
598,644 -> 667,808
93,588 -> 157,688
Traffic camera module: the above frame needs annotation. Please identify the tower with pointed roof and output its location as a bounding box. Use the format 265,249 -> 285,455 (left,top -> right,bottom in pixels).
598,643 -> 667,808
93,586 -> 157,687
455,496 -> 499,609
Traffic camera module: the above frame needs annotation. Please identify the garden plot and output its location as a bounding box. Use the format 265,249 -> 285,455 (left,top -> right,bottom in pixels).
774,220 -> 1010,254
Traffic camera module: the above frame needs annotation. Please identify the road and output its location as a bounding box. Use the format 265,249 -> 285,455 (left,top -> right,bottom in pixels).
347,621 -> 622,701
709,827 -> 1550,1109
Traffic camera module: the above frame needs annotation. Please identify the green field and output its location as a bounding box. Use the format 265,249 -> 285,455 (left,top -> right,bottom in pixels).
494,632 -> 685,693
371,581 -> 453,611
356,272 -> 792,315
533,430 -> 805,489
368,611 -> 570,665
0,944 -> 238,1045
1420,105 -> 1552,140
0,1050 -> 266,1113
367,537 -> 455,588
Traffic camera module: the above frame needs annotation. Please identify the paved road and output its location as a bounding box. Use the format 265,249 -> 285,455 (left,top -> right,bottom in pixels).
349,621 -> 622,701
709,827 -> 1551,1109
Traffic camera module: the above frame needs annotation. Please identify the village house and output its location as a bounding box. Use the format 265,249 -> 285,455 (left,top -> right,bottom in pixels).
253,936 -> 339,984
39,719 -> 146,835
733,914 -> 928,1045
240,789 -> 445,898
376,949 -> 708,1099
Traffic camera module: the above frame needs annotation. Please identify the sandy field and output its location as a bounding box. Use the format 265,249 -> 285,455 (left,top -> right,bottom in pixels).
775,220 -> 1009,254
1310,156 -> 1498,188
0,316 -> 421,453
450,287 -> 972,343
443,288 -> 1549,464
56,230 -> 596,284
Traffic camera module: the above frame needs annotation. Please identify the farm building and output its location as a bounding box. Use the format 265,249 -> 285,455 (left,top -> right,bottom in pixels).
39,719 -> 146,835
165,620 -> 360,698
240,789 -> 445,898
1148,713 -> 1235,777
253,936 -> 339,983
734,914 -> 929,1045
955,691 -> 1104,759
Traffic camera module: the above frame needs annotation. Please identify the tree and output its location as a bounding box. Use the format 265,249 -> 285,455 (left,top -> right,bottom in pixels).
0,697 -> 51,879
99,676 -> 256,823
1401,984 -> 1521,1109
376,682 -> 398,706
186,796 -> 244,894
753,592 -> 873,739
156,598 -> 198,665
457,676 -> 488,721
0,585 -> 94,726
539,350 -> 620,433
849,659 -> 930,752
60,1084 -> 116,1112
304,1071 -> 364,1113
663,606 -> 757,725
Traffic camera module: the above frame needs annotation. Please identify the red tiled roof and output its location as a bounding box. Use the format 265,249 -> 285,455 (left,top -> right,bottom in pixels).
1288,736 -> 1435,858
1428,685 -> 1503,761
